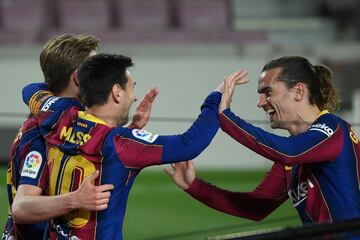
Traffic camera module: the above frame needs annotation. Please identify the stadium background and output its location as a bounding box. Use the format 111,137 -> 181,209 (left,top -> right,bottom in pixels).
0,0 -> 359,239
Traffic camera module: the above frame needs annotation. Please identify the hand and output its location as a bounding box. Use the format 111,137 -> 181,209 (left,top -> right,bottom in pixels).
74,170 -> 114,211
129,86 -> 159,129
219,69 -> 249,113
163,161 -> 196,190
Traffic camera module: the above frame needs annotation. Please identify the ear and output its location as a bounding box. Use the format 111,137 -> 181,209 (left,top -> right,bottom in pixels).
111,84 -> 122,104
294,83 -> 306,102
71,70 -> 79,87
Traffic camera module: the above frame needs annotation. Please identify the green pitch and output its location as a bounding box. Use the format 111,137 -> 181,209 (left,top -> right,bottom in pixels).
0,166 -> 300,239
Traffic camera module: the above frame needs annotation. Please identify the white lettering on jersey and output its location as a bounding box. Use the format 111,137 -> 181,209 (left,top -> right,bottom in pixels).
41,96 -> 60,111
309,123 -> 334,137
288,179 -> 314,207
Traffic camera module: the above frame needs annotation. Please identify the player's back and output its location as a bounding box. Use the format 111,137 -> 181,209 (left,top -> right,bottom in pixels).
3,116 -> 48,240
46,108 -> 133,240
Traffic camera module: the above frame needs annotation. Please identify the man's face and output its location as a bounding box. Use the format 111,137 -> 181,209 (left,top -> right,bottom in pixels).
257,68 -> 297,130
118,70 -> 137,125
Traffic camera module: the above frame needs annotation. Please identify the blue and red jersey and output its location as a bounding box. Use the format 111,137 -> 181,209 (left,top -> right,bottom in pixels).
3,115 -> 49,240
187,108 -> 360,228
22,83 -> 221,240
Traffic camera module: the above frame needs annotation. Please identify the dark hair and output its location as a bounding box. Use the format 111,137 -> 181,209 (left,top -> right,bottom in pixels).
40,33 -> 99,94
78,53 -> 134,108
262,56 -> 341,112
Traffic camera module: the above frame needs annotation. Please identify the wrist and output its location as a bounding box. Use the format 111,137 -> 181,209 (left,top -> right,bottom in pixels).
65,191 -> 79,210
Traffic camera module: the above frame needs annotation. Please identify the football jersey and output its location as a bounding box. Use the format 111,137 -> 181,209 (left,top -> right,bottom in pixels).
22,83 -> 221,240
3,115 -> 48,240
219,108 -> 360,223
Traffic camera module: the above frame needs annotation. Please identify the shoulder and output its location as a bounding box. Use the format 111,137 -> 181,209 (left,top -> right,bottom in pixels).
309,112 -> 342,137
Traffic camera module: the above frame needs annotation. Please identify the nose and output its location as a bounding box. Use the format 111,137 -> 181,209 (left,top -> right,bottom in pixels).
257,94 -> 267,108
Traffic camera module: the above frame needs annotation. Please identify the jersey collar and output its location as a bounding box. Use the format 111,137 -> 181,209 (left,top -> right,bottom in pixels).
317,109 -> 329,118
78,111 -> 109,126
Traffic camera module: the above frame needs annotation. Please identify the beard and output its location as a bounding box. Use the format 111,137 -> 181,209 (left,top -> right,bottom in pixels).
118,115 -> 129,126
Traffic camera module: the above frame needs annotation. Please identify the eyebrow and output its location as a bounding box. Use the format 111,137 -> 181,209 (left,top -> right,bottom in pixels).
258,86 -> 271,94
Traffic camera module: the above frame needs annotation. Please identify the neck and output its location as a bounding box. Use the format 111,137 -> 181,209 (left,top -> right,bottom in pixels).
86,105 -> 118,128
57,85 -> 78,98
287,104 -> 321,135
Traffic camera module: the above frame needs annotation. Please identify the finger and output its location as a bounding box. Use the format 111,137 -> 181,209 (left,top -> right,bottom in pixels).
188,160 -> 194,168
163,168 -> 174,177
96,192 -> 111,200
96,198 -> 110,206
237,69 -> 248,78
96,184 -> 114,192
86,170 -> 99,183
95,204 -> 108,211
148,89 -> 158,102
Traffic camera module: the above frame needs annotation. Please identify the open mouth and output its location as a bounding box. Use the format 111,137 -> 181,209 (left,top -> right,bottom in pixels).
266,109 -> 276,117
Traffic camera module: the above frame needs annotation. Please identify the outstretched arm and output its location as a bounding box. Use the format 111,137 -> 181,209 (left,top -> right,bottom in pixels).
116,69 -> 251,169
12,171 -> 114,224
127,86 -> 159,129
164,161 -> 288,221
219,72 -> 343,165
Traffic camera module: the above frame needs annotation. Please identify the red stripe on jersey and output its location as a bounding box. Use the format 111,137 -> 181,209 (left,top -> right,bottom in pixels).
220,113 -> 344,165
305,173 -> 332,223
351,132 -> 360,190
115,136 -> 163,168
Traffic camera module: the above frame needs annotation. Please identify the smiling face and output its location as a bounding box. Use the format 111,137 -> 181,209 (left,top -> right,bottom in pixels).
257,67 -> 298,130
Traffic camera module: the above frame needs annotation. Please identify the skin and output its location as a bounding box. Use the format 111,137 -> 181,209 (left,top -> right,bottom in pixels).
256,68 -> 321,135
165,69 -> 249,189
13,55 -> 158,224
165,67 -> 323,189
87,70 -> 159,128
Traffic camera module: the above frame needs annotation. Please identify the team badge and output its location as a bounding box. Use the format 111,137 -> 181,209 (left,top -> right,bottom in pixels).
132,129 -> 159,143
21,151 -> 42,179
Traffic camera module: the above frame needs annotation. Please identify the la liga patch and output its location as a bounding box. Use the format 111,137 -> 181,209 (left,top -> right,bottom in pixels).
132,129 -> 159,143
21,151 -> 43,179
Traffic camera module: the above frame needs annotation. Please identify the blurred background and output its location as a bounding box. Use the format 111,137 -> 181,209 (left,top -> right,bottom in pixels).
0,0 -> 360,239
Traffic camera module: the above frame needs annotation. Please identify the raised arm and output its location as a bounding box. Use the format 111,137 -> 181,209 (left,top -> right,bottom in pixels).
165,161 -> 289,221
115,90 -> 221,168
219,74 -> 343,165
114,70 -> 251,169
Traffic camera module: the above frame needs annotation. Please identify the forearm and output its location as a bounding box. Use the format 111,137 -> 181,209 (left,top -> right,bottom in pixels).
186,178 -> 285,221
12,191 -> 77,224
161,92 -> 221,163
118,92 -> 222,168
219,109 -> 343,165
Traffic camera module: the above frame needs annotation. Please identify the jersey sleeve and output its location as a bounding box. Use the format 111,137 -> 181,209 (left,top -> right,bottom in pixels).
22,83 -> 83,136
185,163 -> 290,221
114,91 -> 221,168
18,138 -> 48,191
219,108 -> 344,165
22,82 -> 52,116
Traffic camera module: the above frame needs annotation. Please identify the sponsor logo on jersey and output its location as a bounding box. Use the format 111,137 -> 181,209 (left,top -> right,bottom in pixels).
132,129 -> 159,143
41,96 -> 60,111
309,123 -> 334,137
52,222 -> 70,238
21,151 -> 42,179
288,179 -> 313,207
